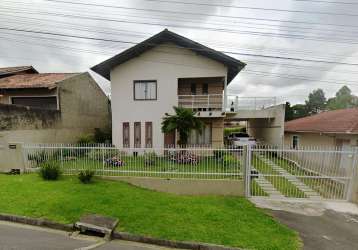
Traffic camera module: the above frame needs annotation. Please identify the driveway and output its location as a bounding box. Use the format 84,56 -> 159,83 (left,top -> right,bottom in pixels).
252,198 -> 358,250
0,221 -> 174,250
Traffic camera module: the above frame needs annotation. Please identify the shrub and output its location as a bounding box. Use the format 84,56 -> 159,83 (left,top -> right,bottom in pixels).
94,128 -> 112,143
223,154 -> 240,168
78,169 -> 95,184
39,162 -> 61,180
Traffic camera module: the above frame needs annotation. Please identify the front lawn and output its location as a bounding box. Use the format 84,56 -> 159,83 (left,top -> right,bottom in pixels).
0,174 -> 300,250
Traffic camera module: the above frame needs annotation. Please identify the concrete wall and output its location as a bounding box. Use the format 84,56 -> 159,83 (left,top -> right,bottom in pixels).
0,72 -> 110,144
0,142 -> 26,173
247,104 -> 286,146
104,176 -> 244,196
110,43 -> 228,148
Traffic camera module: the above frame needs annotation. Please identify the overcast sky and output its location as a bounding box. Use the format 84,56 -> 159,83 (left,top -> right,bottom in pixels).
1,0 -> 358,104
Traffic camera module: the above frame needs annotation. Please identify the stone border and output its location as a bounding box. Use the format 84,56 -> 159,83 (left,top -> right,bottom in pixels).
0,213 -> 240,250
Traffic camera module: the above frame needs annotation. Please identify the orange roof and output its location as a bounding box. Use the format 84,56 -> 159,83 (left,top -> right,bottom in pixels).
0,66 -> 38,76
285,108 -> 358,134
0,73 -> 78,89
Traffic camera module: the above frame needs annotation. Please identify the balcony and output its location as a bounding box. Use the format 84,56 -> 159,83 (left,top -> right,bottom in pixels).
178,94 -> 277,113
178,94 -> 223,112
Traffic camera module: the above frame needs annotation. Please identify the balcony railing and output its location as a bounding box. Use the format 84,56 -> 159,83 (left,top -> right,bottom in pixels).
178,95 -> 277,112
226,96 -> 277,111
178,94 -> 223,111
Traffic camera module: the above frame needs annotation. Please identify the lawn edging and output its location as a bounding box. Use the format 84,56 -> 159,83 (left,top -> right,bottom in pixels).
0,213 -> 241,250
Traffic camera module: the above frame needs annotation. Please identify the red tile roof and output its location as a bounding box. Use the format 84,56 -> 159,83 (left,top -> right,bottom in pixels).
0,66 -> 38,76
285,108 -> 358,134
0,73 -> 78,89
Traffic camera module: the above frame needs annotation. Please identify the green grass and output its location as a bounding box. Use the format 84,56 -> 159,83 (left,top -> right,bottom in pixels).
272,157 -> 345,199
0,174 -> 300,250
253,155 -> 307,198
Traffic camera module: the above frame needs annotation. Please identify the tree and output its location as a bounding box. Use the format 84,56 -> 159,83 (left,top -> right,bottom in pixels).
161,106 -> 204,146
286,102 -> 311,121
327,86 -> 358,110
305,88 -> 326,114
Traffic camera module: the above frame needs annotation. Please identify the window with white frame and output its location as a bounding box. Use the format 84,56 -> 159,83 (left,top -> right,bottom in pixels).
134,80 -> 157,100
292,135 -> 299,149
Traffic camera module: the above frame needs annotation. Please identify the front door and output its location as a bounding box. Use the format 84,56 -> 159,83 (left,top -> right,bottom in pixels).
164,131 -> 176,148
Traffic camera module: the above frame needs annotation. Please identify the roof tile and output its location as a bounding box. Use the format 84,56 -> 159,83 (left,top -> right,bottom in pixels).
285,108 -> 358,134
0,73 -> 78,89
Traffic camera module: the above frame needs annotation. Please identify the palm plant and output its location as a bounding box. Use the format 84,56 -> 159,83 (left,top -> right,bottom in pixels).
161,106 -> 204,146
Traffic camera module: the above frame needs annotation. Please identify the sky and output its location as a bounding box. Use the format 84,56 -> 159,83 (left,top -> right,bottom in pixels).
1,0 -> 358,104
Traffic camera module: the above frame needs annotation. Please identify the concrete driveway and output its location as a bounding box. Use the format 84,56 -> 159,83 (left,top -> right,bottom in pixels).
0,221 -> 174,250
252,198 -> 358,250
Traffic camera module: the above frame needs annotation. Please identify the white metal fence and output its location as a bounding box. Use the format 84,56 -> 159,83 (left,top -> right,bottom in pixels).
23,144 -> 243,180
22,144 -> 357,200
248,145 -> 357,200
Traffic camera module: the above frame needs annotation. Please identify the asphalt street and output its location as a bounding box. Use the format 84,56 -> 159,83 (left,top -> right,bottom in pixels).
0,221 -> 173,250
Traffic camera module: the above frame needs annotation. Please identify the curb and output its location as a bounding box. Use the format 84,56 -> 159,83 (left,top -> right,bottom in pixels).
0,213 -> 73,232
0,213 -> 240,250
112,232 -> 241,250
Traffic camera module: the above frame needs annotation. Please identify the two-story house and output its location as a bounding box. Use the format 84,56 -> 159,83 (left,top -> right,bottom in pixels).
92,29 -> 247,148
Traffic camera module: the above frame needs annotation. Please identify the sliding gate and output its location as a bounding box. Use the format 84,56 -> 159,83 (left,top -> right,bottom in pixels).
246,146 -> 357,200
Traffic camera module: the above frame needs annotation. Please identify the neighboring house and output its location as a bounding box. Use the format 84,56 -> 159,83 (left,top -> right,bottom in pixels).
92,29 -> 285,148
0,66 -> 38,79
0,69 -> 110,144
284,108 -> 358,149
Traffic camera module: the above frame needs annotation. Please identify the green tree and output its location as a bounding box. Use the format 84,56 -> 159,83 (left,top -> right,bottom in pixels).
161,106 -> 204,146
327,86 -> 358,110
305,88 -> 326,114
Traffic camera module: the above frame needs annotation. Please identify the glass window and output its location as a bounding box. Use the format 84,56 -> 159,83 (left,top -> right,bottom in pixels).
134,80 -> 157,100
134,122 -> 141,148
292,135 -> 299,149
188,124 -> 212,145
123,122 -> 130,148
145,122 -> 153,148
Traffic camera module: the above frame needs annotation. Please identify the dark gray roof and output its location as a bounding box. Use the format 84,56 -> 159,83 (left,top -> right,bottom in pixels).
91,29 -> 246,84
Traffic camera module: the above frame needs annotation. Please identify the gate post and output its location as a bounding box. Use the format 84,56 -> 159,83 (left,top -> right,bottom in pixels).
348,147 -> 358,202
243,145 -> 252,197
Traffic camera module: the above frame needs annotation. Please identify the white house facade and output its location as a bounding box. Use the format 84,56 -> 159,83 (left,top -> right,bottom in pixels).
92,29 -> 245,148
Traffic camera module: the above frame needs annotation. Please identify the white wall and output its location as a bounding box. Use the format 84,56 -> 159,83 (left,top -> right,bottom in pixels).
111,43 -> 227,148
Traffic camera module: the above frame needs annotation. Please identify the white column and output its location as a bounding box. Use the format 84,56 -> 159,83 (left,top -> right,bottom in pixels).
223,77 -> 227,112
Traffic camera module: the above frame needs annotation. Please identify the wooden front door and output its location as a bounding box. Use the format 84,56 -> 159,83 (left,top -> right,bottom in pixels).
164,131 -> 176,147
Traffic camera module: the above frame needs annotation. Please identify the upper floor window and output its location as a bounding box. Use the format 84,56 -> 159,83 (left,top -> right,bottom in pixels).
134,80 -> 157,100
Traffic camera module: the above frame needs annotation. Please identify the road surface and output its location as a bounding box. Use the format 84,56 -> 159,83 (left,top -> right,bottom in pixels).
0,221 -> 173,250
